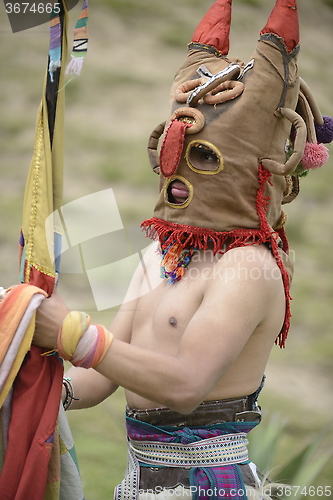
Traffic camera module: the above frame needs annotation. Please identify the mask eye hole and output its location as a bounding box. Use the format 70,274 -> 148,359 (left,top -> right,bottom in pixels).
186,140 -> 223,175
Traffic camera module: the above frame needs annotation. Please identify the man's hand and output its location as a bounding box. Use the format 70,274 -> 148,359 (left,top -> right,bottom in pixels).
33,289 -> 70,349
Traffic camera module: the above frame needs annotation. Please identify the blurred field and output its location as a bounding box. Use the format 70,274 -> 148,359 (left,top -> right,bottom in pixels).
0,0 -> 333,498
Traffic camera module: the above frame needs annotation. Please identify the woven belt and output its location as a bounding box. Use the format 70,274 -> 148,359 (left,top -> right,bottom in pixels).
115,433 -> 250,500
128,432 -> 249,467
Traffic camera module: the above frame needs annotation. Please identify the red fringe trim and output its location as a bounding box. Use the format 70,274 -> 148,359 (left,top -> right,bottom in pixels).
141,219 -> 270,254
141,165 -> 291,347
257,166 -> 291,348
276,226 -> 289,255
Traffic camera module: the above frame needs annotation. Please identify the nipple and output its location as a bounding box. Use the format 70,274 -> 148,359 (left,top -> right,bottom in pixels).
169,317 -> 177,327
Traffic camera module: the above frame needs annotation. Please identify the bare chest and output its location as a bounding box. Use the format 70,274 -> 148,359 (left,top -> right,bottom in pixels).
131,252 -> 216,352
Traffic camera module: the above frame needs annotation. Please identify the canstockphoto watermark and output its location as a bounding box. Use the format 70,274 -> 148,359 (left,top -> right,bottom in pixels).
138,485 -> 280,497
4,0 -> 79,33
187,261 -> 287,282
189,246 -> 296,282
45,188 -> 158,311
139,485 -> 332,498
191,247 -> 296,265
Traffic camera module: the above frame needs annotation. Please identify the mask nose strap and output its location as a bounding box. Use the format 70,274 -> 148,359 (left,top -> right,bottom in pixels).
160,120 -> 191,178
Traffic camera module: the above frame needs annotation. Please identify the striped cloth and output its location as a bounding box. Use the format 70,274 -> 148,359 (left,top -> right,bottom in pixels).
66,0 -> 89,77
48,5 -> 63,80
0,284 -> 85,500
115,417 -> 259,500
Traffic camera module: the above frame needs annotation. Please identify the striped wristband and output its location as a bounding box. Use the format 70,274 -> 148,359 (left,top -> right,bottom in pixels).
57,311 -> 113,369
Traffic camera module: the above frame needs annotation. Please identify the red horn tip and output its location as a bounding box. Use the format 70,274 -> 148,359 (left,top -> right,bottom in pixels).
191,0 -> 232,55
261,0 -> 299,52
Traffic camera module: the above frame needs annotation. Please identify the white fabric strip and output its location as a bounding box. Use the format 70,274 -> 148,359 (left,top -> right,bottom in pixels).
129,432 -> 249,467
71,324 -> 98,364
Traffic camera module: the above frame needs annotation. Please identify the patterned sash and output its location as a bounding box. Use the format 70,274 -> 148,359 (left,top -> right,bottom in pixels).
114,416 -> 259,500
129,432 -> 249,467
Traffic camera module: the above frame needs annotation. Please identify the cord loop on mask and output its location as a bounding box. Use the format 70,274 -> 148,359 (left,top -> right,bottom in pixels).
170,107 -> 205,135
203,80 -> 244,104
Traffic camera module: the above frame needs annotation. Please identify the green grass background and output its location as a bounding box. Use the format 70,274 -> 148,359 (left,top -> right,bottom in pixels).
0,0 -> 333,498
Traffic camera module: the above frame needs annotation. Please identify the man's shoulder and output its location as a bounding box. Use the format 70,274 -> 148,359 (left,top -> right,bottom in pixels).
197,244 -> 285,339
205,244 -> 283,292
220,244 -> 277,269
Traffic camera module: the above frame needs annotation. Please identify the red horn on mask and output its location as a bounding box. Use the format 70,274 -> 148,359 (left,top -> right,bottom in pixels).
191,0 -> 232,55
260,0 -> 299,53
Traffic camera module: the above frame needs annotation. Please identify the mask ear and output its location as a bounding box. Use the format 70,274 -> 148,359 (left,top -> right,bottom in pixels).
261,108 -> 307,176
147,122 -> 166,175
299,78 -> 333,145
191,0 -> 232,55
260,0 -> 299,52
294,82 -> 330,171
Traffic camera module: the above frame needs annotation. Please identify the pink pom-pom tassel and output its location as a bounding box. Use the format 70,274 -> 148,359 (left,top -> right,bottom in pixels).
301,142 -> 329,170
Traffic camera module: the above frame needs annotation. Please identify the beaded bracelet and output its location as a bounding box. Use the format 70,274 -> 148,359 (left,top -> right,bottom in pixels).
62,377 -> 80,411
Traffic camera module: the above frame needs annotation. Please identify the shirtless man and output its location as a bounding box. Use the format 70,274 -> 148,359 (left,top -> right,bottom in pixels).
35,241 -> 285,498
33,0 -> 332,498
35,242 -> 285,414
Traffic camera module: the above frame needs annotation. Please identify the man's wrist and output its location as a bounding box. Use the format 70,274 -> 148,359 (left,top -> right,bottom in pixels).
57,311 -> 113,369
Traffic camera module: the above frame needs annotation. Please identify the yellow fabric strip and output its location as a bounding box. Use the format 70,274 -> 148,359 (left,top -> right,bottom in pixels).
21,5 -> 68,287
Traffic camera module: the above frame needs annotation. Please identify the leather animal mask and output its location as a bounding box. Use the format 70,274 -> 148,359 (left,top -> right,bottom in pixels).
142,0 -> 333,346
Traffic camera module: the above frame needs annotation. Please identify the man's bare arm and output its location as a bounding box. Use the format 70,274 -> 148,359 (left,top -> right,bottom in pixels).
34,246 -> 285,412
95,248 -> 285,414
34,247 -> 148,408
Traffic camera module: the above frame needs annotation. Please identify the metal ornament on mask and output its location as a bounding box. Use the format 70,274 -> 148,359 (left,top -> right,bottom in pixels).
186,62 -> 242,106
159,62 -> 246,180
184,60 -> 254,107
